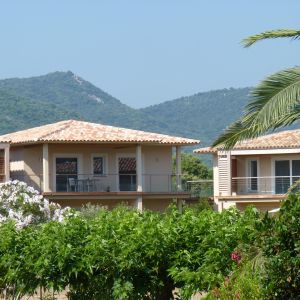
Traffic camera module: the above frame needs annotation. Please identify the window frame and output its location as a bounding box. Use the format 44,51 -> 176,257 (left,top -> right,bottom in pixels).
245,158 -> 260,192
91,153 -> 108,177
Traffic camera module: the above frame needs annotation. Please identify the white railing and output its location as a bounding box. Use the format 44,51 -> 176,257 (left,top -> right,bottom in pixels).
10,173 -> 190,193
231,176 -> 300,195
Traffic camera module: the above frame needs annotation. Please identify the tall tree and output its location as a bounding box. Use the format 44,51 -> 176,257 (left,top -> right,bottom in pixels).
213,29 -> 300,149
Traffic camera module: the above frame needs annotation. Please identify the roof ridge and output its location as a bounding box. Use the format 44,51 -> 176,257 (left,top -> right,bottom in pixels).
37,120 -> 73,141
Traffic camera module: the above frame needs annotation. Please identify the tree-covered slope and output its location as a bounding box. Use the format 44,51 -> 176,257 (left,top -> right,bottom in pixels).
0,71 -> 253,146
0,71 -> 159,130
0,89 -> 80,134
141,88 -> 251,145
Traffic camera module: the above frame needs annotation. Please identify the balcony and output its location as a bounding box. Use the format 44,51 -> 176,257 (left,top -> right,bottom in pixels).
231,176 -> 300,195
10,173 -> 214,198
11,173 -> 182,194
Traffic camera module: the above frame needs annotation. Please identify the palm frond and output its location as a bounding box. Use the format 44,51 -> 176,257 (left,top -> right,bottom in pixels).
247,67 -> 300,128
213,67 -> 300,149
242,29 -> 300,48
212,120 -> 262,149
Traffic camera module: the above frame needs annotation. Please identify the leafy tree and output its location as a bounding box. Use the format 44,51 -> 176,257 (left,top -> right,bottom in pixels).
213,29 -> 300,149
260,193 -> 300,299
173,153 -> 212,181
0,204 -> 261,300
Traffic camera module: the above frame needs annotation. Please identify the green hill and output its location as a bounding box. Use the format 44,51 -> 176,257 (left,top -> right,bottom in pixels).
141,88 -> 251,146
0,71 -> 252,146
0,89 -> 80,134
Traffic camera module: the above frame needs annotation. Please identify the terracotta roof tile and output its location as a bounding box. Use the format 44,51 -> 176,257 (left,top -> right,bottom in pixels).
0,120 -> 199,146
194,128 -> 300,153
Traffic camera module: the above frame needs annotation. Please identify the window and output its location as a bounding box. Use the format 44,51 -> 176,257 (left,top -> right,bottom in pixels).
275,159 -> 300,194
92,154 -> 107,176
248,159 -> 258,191
55,157 -> 78,192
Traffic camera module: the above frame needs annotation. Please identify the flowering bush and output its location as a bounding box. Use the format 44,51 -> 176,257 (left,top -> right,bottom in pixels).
0,180 -> 70,228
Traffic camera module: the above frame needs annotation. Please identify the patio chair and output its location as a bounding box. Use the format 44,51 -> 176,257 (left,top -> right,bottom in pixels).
68,178 -> 77,192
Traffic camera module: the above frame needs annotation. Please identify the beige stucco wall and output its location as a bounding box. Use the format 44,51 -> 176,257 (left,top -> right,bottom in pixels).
236,202 -> 279,212
10,145 -> 43,190
236,155 -> 272,194
10,143 -> 173,193
10,147 -> 25,172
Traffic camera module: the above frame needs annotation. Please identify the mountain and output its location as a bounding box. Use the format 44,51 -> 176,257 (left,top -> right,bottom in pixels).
141,88 -> 251,146
0,71 -> 252,147
0,89 -> 80,133
0,71 -> 161,131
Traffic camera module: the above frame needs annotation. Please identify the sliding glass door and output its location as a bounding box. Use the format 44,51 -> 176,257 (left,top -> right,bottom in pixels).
118,157 -> 136,191
56,157 -> 78,192
275,159 -> 300,194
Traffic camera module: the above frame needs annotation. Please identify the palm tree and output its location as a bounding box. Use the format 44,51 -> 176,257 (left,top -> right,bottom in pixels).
213,29 -> 300,149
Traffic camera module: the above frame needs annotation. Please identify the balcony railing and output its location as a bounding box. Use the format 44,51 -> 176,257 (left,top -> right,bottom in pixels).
10,173 -> 192,194
185,180 -> 213,198
232,176 -> 300,195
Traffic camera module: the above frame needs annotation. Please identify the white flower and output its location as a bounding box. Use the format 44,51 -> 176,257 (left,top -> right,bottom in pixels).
0,181 -> 70,228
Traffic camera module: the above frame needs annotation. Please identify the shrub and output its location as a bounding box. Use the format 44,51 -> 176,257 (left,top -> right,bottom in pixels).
0,180 -> 70,228
261,193 -> 300,299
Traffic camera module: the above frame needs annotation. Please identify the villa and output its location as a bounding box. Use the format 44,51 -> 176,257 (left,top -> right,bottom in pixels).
194,128 -> 300,211
0,120 -> 199,211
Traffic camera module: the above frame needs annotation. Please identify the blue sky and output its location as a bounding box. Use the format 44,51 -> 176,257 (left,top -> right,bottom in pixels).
0,1 -> 300,108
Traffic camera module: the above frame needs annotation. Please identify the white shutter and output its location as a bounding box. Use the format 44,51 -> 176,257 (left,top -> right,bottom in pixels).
218,151 -> 231,196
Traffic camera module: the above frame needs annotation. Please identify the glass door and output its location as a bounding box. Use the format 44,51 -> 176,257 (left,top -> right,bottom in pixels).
275,160 -> 290,194
292,160 -> 300,191
118,157 -> 136,191
56,157 -> 78,192
248,160 -> 258,192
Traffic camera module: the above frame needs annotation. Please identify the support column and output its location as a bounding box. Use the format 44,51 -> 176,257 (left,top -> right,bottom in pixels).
176,146 -> 182,191
136,144 -> 143,210
176,145 -> 183,211
43,143 -> 50,192
4,144 -> 10,182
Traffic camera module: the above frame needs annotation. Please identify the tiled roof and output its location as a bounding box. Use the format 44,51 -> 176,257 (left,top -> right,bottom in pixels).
0,120 -> 199,145
194,146 -> 217,154
194,128 -> 300,153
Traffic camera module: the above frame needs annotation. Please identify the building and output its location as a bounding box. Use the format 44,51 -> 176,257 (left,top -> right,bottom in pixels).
194,128 -> 300,211
0,120 -> 200,210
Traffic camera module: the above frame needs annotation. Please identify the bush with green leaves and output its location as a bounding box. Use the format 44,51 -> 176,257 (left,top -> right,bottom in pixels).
0,203 -> 262,299
259,193 -> 300,299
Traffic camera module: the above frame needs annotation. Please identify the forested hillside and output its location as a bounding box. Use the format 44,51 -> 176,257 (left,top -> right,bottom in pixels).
0,71 -> 252,146
0,89 -> 79,133
141,88 -> 251,145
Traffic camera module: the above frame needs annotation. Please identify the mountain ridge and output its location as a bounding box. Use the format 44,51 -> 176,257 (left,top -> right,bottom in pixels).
0,71 -> 252,146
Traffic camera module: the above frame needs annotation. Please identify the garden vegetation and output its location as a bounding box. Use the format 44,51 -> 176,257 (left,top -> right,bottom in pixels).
0,181 -> 299,299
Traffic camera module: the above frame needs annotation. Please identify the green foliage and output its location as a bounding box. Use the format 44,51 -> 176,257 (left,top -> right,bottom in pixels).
213,67 -> 300,149
6,192 -> 300,299
260,193 -> 300,299
214,28 -> 300,149
0,205 -> 261,299
173,153 -> 212,181
173,153 -> 212,183
169,207 -> 260,299
205,247 -> 265,300
242,29 -> 300,48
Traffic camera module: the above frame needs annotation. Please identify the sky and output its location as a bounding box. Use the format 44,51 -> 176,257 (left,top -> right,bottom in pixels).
0,1 -> 300,108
